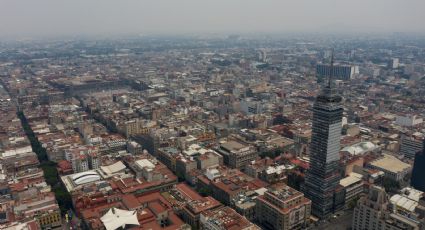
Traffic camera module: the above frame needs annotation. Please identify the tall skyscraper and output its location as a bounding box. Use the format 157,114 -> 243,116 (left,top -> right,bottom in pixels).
411,139 -> 425,192
302,52 -> 343,219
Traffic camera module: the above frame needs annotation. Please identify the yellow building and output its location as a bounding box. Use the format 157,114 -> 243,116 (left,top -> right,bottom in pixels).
37,209 -> 62,228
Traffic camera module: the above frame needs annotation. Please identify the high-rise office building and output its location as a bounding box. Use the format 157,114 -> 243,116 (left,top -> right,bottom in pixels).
316,63 -> 357,83
400,136 -> 424,159
389,58 -> 400,69
411,139 -> 425,192
303,53 -> 343,219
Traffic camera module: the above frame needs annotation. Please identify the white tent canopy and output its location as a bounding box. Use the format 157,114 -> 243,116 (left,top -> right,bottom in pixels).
100,207 -> 139,230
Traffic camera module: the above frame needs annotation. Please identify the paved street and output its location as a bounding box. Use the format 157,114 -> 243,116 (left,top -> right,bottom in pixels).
312,210 -> 353,230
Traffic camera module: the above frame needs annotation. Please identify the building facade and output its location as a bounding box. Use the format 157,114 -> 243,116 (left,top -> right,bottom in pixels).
65,145 -> 100,173
367,154 -> 411,182
400,137 -> 424,159
216,140 -> 258,171
256,183 -> 311,230
317,64 -> 356,83
411,140 -> 425,192
353,186 -> 423,230
303,57 -> 344,219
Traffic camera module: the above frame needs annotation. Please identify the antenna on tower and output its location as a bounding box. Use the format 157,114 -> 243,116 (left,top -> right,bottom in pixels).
328,49 -> 334,88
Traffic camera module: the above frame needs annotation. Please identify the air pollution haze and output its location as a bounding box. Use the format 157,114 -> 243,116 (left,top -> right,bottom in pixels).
1,0 -> 425,38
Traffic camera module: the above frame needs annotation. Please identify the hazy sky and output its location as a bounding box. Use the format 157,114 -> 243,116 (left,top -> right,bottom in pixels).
1,0 -> 425,38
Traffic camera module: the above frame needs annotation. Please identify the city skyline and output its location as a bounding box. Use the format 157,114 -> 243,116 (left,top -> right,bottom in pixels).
1,2 -> 425,229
